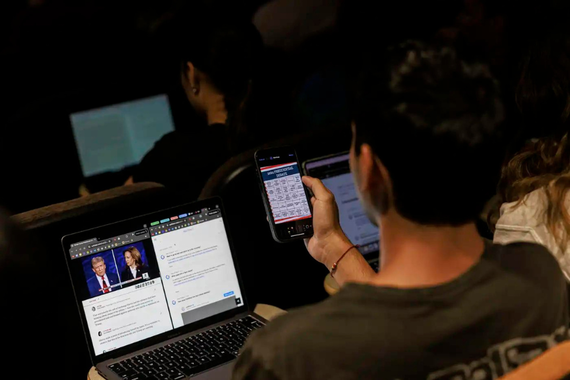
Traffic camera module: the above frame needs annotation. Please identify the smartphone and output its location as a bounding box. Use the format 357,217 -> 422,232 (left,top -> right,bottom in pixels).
303,152 -> 381,259
254,147 -> 314,243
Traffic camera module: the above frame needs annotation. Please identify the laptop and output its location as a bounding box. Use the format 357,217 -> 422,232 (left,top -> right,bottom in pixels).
303,152 -> 381,271
69,93 -> 175,180
62,197 -> 266,379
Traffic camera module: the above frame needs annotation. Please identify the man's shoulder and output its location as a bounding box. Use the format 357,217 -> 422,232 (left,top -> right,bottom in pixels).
238,297 -> 378,378
246,289 -> 382,351
484,242 -> 566,295
486,241 -> 562,275
87,277 -> 99,293
487,240 -> 553,257
248,298 -> 350,342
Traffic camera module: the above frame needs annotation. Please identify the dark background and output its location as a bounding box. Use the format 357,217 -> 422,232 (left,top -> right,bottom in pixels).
0,0 -> 349,215
2,0 -> 562,214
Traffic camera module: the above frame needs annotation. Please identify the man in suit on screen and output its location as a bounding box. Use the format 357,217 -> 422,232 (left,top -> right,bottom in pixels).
87,256 -> 120,297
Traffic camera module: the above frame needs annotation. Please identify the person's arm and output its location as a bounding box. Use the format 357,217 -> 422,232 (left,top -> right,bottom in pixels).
302,176 -> 375,286
129,132 -> 173,185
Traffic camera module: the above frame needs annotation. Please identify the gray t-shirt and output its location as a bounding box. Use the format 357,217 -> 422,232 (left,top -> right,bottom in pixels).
233,243 -> 569,380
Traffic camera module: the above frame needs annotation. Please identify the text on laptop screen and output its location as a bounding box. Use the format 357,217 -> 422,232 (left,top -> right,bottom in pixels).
70,94 -> 175,177
65,205 -> 243,357
305,153 -> 379,255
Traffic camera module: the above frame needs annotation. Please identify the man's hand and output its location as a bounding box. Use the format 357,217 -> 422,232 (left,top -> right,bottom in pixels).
302,176 -> 352,265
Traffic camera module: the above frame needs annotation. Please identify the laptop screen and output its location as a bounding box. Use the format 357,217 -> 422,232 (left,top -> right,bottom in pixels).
70,94 -> 175,177
63,201 -> 244,358
304,153 -> 379,256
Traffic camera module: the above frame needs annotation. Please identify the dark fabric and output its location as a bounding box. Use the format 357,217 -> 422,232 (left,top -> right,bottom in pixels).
1,208 -> 74,377
10,182 -> 172,379
132,124 -> 229,201
87,272 -> 120,297
120,265 -> 149,282
12,182 -> 165,229
233,242 -> 569,380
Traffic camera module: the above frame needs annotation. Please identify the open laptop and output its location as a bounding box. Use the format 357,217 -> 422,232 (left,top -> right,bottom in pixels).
303,152 -> 381,271
69,93 -> 175,180
62,197 -> 266,379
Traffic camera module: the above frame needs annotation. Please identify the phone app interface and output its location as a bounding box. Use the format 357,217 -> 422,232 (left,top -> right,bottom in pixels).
305,154 -> 379,255
260,160 -> 311,224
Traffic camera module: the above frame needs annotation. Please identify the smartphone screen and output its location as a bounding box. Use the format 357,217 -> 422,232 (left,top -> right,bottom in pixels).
304,152 -> 380,257
255,147 -> 313,242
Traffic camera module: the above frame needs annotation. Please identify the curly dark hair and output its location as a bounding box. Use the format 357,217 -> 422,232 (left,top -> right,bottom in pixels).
352,40 -> 506,225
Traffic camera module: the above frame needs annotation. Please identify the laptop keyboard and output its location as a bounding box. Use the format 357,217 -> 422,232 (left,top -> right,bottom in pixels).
108,316 -> 264,380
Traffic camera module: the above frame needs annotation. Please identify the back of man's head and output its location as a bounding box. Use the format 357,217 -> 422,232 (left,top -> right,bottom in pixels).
353,41 -> 506,225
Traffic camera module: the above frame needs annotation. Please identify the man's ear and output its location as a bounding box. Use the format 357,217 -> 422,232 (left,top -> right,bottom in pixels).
357,144 -> 379,193
359,144 -> 391,213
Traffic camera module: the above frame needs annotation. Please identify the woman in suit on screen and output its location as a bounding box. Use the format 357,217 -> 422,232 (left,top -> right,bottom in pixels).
121,246 -> 149,283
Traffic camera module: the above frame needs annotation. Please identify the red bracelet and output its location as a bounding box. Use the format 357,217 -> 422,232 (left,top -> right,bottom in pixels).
330,244 -> 360,278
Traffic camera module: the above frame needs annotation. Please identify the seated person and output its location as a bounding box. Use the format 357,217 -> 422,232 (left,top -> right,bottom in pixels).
492,29 -> 570,281
120,246 -> 149,284
232,41 -> 569,380
128,5 -> 269,200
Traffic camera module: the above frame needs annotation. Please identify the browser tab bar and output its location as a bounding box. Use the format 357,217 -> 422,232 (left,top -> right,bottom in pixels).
71,238 -> 97,248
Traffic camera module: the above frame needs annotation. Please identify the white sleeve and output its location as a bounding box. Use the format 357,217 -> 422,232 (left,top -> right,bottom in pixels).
493,224 -> 540,246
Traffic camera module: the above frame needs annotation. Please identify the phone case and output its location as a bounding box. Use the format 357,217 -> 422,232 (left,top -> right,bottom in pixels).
254,149 -> 313,244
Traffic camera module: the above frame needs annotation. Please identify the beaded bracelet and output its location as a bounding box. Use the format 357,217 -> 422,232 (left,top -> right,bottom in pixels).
330,244 -> 360,278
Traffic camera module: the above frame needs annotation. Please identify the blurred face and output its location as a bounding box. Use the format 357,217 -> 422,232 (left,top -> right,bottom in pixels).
350,135 -> 374,226
349,124 -> 388,226
92,261 -> 106,277
125,252 -> 134,267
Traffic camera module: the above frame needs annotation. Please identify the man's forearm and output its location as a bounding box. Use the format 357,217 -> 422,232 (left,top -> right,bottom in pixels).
321,234 -> 376,286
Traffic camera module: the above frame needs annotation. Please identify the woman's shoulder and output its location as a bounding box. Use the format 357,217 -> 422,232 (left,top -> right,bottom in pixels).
498,188 -> 548,226
499,184 -> 570,222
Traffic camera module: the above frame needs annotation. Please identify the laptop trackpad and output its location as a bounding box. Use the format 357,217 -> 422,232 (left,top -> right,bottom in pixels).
194,361 -> 234,379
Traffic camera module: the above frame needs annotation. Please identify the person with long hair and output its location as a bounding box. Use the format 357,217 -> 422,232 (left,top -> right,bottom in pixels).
128,4 -> 266,200
493,27 -> 570,282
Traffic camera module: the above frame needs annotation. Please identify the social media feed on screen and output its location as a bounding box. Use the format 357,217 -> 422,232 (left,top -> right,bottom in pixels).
257,149 -> 313,241
304,153 -> 380,256
66,206 -> 243,357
